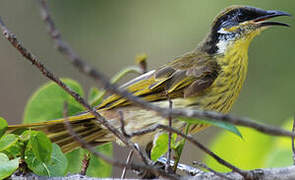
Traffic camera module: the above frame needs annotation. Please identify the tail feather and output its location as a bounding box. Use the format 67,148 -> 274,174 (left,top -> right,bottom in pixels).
7,116 -> 112,153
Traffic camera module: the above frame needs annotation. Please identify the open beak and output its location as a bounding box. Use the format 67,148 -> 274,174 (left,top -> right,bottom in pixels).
253,10 -> 291,27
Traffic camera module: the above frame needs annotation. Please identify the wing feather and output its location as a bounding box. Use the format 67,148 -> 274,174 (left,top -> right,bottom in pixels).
97,52 -> 220,110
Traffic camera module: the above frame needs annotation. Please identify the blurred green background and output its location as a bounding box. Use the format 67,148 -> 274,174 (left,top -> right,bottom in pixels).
0,0 -> 294,177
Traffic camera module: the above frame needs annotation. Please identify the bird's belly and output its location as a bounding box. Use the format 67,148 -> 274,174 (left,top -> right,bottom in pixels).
99,99 -> 204,146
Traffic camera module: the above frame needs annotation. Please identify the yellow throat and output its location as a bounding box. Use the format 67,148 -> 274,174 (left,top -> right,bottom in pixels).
189,30 -> 262,114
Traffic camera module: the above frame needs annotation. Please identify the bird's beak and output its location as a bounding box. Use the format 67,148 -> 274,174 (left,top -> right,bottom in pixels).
253,9 -> 291,27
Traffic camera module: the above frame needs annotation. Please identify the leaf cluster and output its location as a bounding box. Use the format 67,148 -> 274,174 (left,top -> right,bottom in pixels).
0,79 -> 112,178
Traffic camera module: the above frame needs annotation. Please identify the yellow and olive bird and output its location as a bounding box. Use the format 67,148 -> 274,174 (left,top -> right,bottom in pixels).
8,6 -> 290,152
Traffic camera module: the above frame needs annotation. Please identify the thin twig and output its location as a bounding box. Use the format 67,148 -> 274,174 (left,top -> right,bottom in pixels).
292,115 -> 295,165
63,114 -> 178,179
127,124 -> 248,178
121,150 -> 134,179
63,103 -> 90,175
166,97 -> 173,173
0,17 -> 151,166
118,111 -> 131,138
37,0 -> 295,141
81,154 -> 90,176
193,161 -> 233,180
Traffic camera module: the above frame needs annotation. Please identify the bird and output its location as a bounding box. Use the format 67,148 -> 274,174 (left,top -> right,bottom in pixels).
7,5 -> 290,153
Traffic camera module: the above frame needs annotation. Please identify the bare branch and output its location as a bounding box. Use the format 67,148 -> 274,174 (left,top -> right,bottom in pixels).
192,161 -> 233,180
166,97 -> 173,173
126,124 -> 247,178
80,154 -> 90,176
10,166 -> 295,180
118,111 -> 131,138
63,114 -> 178,179
0,16 -> 151,166
62,103 -> 90,175
158,125 -> 248,178
121,150 -> 134,179
182,166 -> 295,180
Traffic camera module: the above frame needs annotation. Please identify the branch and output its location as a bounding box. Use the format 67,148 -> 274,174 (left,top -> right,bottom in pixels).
166,97 -> 173,172
9,166 -> 295,180
63,103 -> 177,179
129,124 -> 248,178
121,150 -> 134,179
192,161 -> 233,180
0,16 -> 151,166
183,166 -> 295,180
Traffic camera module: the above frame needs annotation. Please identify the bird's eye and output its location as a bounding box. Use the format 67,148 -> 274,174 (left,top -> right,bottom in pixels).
235,12 -> 246,22
236,9 -> 251,22
237,14 -> 247,22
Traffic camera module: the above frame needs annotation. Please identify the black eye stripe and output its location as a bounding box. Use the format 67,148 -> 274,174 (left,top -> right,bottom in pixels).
215,7 -> 265,28
204,6 -> 276,54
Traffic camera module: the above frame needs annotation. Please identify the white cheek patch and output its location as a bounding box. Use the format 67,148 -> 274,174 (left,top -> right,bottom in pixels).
216,39 -> 230,54
216,28 -> 237,54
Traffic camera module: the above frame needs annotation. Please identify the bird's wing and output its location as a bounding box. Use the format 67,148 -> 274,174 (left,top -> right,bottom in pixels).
97,52 -> 220,110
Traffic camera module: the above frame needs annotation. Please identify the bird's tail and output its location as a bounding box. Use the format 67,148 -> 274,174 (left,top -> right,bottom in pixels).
7,114 -> 112,153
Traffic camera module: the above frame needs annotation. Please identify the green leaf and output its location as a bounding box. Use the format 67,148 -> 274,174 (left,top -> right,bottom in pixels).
0,134 -> 22,158
25,143 -> 68,177
87,143 -> 112,177
151,133 -> 169,161
0,117 -> 8,138
65,148 -> 86,173
174,139 -> 185,158
23,78 -> 85,124
170,133 -> 178,149
0,153 -> 19,179
178,117 -> 242,138
0,134 -> 19,152
204,127 -> 272,172
28,131 -> 52,163
19,130 -> 34,142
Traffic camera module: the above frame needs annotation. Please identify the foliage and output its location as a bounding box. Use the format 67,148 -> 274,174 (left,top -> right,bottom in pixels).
150,117 -> 242,164
0,117 -> 8,138
204,117 -> 294,171
1,79 -> 112,178
0,125 -> 67,177
0,153 -> 19,179
87,144 -> 113,177
178,117 -> 242,138
23,79 -> 85,123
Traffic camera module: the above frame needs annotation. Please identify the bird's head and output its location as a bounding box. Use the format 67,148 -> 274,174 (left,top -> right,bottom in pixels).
200,6 -> 290,55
